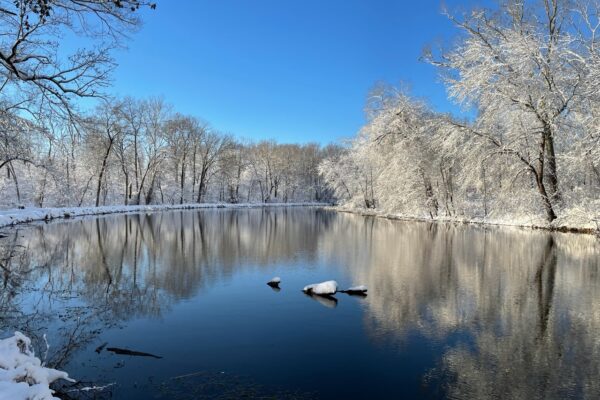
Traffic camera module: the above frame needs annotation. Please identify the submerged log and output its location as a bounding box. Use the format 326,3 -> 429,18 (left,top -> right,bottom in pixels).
95,342 -> 108,353
106,347 -> 163,359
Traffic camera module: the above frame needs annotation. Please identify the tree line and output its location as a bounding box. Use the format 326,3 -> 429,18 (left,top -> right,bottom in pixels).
320,0 -> 600,226
0,98 -> 339,206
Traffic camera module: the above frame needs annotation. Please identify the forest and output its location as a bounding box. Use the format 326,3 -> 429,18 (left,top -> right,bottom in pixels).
1,0 -> 600,229
0,97 -> 338,207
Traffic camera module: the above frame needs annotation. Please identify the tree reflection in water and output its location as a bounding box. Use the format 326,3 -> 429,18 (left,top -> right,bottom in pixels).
319,214 -> 600,399
0,208 -> 599,399
0,208 -> 333,374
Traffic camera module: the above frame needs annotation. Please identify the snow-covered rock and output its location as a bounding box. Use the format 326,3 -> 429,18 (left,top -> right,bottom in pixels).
302,280 -> 338,296
267,277 -> 281,285
267,277 -> 281,290
0,332 -> 74,400
341,285 -> 368,294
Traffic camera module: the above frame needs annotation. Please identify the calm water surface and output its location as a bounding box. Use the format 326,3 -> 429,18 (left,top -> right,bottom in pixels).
1,208 -> 600,399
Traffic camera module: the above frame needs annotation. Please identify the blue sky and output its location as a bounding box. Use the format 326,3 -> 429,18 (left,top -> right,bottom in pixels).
110,0 -> 474,144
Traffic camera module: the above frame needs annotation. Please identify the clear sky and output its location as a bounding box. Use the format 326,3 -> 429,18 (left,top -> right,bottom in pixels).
110,0 -> 475,144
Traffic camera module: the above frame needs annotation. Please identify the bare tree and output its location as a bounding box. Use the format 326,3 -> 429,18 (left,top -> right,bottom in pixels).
85,103 -> 123,207
0,0 -> 155,115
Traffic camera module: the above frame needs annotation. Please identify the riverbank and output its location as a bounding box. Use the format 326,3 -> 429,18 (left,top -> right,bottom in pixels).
1,202 -> 596,236
329,206 -> 600,236
0,202 -> 328,230
0,332 -> 74,400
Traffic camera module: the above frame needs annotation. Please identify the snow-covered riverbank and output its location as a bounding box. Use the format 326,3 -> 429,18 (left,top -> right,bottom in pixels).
0,203 -> 328,230
0,332 -> 73,400
330,206 -> 600,236
1,202 -> 595,235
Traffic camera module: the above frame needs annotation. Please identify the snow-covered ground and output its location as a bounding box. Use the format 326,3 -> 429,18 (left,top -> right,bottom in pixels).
0,202 -> 327,230
0,332 -> 73,400
330,206 -> 600,235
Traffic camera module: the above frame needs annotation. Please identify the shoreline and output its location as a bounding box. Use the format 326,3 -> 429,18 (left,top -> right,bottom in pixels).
0,202 -> 328,230
1,203 -> 596,237
328,206 -> 600,237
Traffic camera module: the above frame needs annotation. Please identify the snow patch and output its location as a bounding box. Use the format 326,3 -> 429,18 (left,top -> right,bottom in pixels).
302,280 -> 338,296
0,332 -> 74,400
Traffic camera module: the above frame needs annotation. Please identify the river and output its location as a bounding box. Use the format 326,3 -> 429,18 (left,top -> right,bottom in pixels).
1,207 -> 599,399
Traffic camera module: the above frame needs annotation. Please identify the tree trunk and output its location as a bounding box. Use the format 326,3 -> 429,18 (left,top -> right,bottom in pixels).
192,145 -> 197,200
180,154 -> 186,204
544,127 -> 560,202
96,139 -> 114,207
536,131 -> 557,222
420,168 -> 438,218
146,172 -> 157,205
235,163 -> 241,201
197,167 -> 208,203
134,133 -> 140,192
135,164 -> 153,205
79,174 -> 95,206
535,172 -> 557,222
124,173 -> 129,205
8,162 -> 20,204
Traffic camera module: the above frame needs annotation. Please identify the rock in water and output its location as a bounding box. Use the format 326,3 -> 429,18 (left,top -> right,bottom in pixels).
342,285 -> 367,294
267,277 -> 281,287
302,280 -> 338,296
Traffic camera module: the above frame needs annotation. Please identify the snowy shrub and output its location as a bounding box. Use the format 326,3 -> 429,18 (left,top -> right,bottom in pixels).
0,332 -> 74,400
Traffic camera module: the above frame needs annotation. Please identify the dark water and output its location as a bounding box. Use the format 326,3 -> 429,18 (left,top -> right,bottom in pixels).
1,208 -> 600,399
